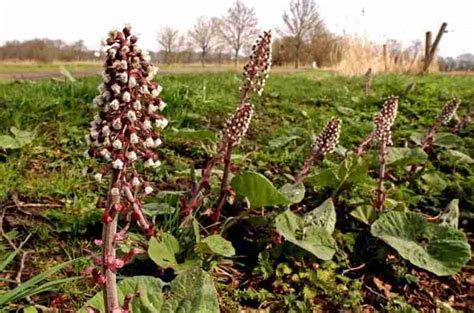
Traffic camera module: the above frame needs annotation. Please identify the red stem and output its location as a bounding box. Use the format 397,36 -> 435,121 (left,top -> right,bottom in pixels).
355,133 -> 374,156
406,122 -> 439,181
211,142 -> 233,222
102,172 -> 119,312
374,141 -> 387,212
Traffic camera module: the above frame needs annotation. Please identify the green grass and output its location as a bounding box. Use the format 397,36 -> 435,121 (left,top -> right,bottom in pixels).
0,70 -> 473,310
1,70 -> 473,228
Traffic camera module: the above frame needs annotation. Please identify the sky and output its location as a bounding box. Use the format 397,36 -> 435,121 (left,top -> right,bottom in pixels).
0,0 -> 473,57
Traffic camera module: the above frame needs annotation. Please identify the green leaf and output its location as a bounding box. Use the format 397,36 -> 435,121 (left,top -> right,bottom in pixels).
306,169 -> 338,189
148,233 -> 180,269
350,205 -> 377,225
230,172 -> 291,208
434,132 -> 462,149
441,150 -> 474,164
81,270 -> 219,313
439,199 -> 459,229
196,234 -> 235,257
304,198 -> 337,234
387,147 -> 428,165
0,127 -> 35,150
23,306 -> 38,313
279,183 -> 305,204
268,136 -> 299,149
275,206 -> 336,260
142,203 -> 176,216
0,135 -> 19,149
421,173 -> 447,193
306,155 -> 369,194
371,211 -> 471,276
10,127 -> 35,146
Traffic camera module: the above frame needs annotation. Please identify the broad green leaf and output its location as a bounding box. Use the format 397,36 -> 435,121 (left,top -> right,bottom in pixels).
275,209 -> 336,260
0,135 -> 20,149
350,205 -> 377,225
306,155 -> 368,194
441,150 -> 474,164
335,154 -> 369,190
434,133 -> 462,149
10,127 -> 35,146
409,132 -> 423,146
196,234 -> 235,257
306,169 -> 338,189
279,183 -> 305,204
371,211 -> 471,276
439,199 -> 459,229
230,172 -> 291,208
304,198 -> 337,234
23,306 -> 38,313
142,203 -> 176,216
421,173 -> 447,193
387,147 -> 428,165
268,136 -> 299,149
148,233 -> 180,269
81,270 -> 219,313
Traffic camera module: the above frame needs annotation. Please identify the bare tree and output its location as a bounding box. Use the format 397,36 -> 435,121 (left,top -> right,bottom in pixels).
218,0 -> 258,66
157,26 -> 182,64
189,17 -> 218,65
280,0 -> 324,68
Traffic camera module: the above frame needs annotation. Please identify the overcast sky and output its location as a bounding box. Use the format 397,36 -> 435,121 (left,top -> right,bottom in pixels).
0,0 -> 473,57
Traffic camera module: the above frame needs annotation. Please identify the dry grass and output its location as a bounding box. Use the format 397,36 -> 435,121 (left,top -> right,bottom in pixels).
329,35 -> 438,76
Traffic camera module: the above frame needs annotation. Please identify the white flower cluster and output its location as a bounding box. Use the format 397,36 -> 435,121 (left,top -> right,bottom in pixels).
241,30 -> 272,97
374,96 -> 399,146
222,103 -> 254,146
436,98 -> 461,125
312,117 -> 341,156
85,25 -> 168,201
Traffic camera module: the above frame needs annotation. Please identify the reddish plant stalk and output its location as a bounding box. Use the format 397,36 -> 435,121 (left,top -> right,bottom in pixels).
355,133 -> 374,156
295,117 -> 341,185
85,25 -> 167,312
360,96 -> 399,212
211,142 -> 233,222
102,209 -> 119,311
406,98 -> 460,180
181,31 -> 271,222
374,140 -> 388,211
451,107 -> 473,133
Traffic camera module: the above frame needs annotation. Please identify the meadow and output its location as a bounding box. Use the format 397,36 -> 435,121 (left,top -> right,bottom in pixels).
0,69 -> 473,312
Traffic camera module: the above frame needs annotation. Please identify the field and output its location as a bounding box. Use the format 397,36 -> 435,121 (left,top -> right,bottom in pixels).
0,69 -> 473,312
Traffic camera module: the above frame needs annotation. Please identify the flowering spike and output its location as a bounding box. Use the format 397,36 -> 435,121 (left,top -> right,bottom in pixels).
437,98 -> 461,125
296,117 -> 342,184
312,117 -> 341,156
221,103 -> 254,147
240,30 -> 272,101
355,95 -> 399,155
85,24 -> 167,312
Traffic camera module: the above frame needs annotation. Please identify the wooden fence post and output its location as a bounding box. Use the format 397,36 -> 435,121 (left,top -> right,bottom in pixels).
424,31 -> 432,68
422,23 -> 447,73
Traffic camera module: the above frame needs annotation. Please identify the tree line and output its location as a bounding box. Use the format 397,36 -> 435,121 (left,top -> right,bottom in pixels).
0,0 -> 472,71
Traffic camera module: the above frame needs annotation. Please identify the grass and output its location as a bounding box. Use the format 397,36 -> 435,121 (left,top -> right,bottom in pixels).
0,70 -> 473,311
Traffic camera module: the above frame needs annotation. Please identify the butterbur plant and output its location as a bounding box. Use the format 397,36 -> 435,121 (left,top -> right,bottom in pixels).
84,25 -> 166,312
295,117 -> 341,184
452,107 -> 473,133
181,30 -> 272,222
406,98 -> 461,180
355,95 -> 398,156
355,96 -> 398,211
420,97 -> 461,150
